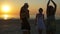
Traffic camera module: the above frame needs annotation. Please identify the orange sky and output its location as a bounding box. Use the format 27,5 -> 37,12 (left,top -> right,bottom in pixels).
0,0 -> 60,19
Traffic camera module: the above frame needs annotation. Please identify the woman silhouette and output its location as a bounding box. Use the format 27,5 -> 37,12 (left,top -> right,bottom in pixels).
20,3 -> 31,34
35,8 -> 46,34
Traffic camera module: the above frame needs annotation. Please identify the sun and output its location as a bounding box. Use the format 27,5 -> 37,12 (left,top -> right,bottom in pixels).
2,5 -> 10,12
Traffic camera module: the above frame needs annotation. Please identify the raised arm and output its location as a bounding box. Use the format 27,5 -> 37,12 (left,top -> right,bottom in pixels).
47,0 -> 50,7
51,0 -> 57,10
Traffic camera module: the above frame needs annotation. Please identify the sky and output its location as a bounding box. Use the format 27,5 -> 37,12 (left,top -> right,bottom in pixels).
0,0 -> 60,19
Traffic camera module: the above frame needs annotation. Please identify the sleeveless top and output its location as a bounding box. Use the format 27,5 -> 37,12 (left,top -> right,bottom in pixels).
37,14 -> 44,25
36,14 -> 45,29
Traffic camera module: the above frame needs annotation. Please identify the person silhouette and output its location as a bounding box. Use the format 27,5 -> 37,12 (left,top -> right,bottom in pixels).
20,3 -> 31,34
46,0 -> 57,34
35,8 -> 46,34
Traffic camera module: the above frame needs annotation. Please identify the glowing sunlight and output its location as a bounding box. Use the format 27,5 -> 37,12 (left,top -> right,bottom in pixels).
2,5 -> 10,12
3,14 -> 9,20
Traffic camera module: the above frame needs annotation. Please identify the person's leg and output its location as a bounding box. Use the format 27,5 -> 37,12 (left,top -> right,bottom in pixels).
50,28 -> 56,34
51,21 -> 56,34
27,30 -> 30,34
22,30 -> 30,34
51,31 -> 56,34
46,25 -> 51,34
38,28 -> 42,34
21,18 -> 31,34
46,30 -> 51,34
21,24 -> 31,34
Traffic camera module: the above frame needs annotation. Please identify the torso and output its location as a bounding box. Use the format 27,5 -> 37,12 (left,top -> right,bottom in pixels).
37,14 -> 44,25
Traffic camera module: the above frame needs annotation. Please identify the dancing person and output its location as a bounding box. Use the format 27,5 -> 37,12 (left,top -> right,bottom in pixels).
46,0 -> 57,34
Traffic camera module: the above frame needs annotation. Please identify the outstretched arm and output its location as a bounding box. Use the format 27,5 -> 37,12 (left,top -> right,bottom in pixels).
51,0 -> 57,10
47,0 -> 50,7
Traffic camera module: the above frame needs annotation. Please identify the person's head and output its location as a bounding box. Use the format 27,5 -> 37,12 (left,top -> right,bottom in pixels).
24,3 -> 29,8
39,8 -> 43,14
48,5 -> 54,11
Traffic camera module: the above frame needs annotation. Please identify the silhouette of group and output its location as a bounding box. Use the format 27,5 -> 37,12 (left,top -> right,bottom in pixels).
20,0 -> 57,34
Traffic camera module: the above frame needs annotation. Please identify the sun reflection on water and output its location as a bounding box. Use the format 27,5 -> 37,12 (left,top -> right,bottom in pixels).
3,14 -> 9,20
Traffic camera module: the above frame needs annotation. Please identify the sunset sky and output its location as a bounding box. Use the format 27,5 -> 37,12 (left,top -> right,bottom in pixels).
0,0 -> 60,19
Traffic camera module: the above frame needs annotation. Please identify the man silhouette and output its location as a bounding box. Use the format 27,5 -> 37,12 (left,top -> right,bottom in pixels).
46,0 -> 57,34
